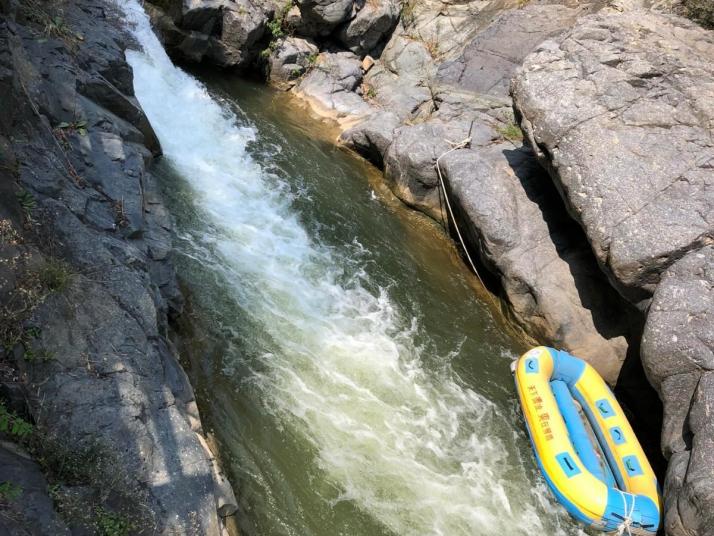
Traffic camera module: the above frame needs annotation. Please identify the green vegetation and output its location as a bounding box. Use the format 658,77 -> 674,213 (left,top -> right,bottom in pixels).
29,435 -> 153,534
0,402 -> 34,440
39,258 -> 72,292
15,189 -> 36,219
21,0 -> 84,44
262,0 -> 294,58
95,507 -> 136,536
400,0 -> 416,27
680,0 -> 714,28
0,481 -> 23,502
498,122 -> 524,142
56,120 -> 88,137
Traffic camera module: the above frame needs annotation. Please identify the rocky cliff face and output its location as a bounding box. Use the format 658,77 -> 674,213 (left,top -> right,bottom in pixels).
0,0 -> 235,533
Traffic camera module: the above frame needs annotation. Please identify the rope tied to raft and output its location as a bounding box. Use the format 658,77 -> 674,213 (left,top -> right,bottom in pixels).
434,120 -> 495,305
615,489 -> 637,536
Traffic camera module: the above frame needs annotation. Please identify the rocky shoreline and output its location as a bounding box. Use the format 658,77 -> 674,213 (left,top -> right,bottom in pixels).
0,0 -> 235,533
0,0 -> 711,534
144,0 -> 713,534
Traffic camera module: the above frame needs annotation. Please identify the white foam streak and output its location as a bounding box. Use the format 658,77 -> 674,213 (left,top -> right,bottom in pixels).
116,2 -> 581,534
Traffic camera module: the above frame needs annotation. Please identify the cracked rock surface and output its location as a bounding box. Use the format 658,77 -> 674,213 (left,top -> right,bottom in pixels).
512,11 -> 714,307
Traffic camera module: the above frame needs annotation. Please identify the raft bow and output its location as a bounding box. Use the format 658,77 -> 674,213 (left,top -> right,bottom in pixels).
513,347 -> 660,535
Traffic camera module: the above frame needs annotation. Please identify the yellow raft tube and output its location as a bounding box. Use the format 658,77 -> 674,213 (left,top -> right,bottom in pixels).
513,347 -> 660,534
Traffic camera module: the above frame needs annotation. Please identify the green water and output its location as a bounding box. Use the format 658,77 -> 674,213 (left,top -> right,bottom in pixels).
145,69 -> 584,536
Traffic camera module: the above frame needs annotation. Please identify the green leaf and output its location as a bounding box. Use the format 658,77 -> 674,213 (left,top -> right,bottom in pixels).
57,122 -> 70,129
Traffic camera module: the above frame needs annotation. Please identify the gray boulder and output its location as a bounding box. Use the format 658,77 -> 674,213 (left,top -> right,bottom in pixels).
441,145 -> 629,383
337,0 -> 399,56
295,0 -> 354,36
641,246 -> 714,536
382,117 -> 497,222
511,11 -> 714,307
147,0 -> 273,68
293,51 -> 375,127
339,111 -> 401,167
267,36 -> 319,89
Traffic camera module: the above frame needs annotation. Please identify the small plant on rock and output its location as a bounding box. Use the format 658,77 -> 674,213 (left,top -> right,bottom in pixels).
15,189 -> 36,220
38,258 -> 71,292
0,402 -> 34,440
680,0 -> 714,28
0,481 -> 23,502
498,122 -> 523,142
95,507 -> 135,536
55,120 -> 88,137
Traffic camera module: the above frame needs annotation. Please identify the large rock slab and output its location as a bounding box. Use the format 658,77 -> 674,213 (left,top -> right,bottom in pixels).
437,3 -> 590,98
512,11 -> 714,307
641,246 -> 714,536
442,144 -> 629,383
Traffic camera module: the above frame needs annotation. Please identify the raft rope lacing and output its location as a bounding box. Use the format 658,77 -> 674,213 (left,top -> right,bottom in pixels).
434,121 -> 495,306
615,489 -> 637,536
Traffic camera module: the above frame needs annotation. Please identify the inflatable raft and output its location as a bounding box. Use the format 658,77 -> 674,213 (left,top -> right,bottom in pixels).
513,347 -> 660,534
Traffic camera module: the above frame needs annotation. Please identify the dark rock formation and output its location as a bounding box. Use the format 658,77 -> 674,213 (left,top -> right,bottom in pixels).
641,246 -> 714,536
511,11 -> 714,308
0,0 -> 235,533
146,0 -> 278,69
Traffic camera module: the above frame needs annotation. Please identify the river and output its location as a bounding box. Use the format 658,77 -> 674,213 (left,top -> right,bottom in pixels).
119,2 -> 586,535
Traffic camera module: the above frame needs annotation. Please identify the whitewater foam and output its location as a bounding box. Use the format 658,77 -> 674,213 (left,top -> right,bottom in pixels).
116,2 -> 583,534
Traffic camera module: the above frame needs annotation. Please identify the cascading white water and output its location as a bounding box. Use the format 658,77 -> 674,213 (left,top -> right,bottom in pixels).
117,2 -> 584,535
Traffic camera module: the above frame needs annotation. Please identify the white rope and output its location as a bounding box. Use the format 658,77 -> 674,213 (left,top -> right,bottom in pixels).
615,489 -> 637,536
434,131 -> 494,305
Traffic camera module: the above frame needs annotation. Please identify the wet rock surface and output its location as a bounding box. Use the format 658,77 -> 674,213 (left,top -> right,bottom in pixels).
0,0 -> 235,533
511,11 -> 714,307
